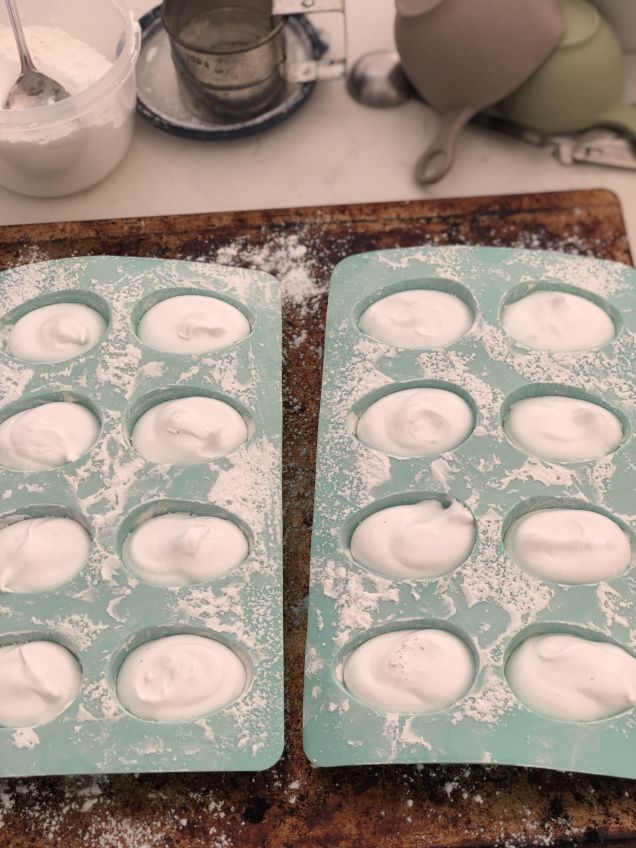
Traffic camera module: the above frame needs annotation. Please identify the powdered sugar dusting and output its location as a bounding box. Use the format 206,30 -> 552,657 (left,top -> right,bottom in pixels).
453,669 -> 520,726
461,507 -> 552,644
320,560 -> 400,648
12,727 -> 39,749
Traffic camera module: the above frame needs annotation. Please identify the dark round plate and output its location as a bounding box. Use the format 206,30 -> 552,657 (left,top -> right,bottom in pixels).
136,6 -> 327,140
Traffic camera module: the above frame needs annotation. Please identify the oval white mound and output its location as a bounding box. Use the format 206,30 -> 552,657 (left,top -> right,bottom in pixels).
356,388 -> 474,457
502,290 -> 614,352
359,289 -> 473,349
124,512 -> 249,587
505,508 -> 631,584
506,632 -> 636,722
138,295 -> 250,354
0,516 -> 91,593
116,633 -> 247,722
131,396 -> 248,464
343,629 -> 475,713
0,401 -> 100,470
0,641 -> 82,727
504,395 -> 623,462
351,499 -> 475,579
8,302 -> 107,363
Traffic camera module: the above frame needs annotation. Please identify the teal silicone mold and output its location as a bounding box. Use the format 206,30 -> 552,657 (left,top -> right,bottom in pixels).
303,246 -> 636,777
0,256 -> 282,776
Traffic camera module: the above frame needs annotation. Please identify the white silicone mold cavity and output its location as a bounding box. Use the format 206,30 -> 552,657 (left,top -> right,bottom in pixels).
127,388 -> 251,464
347,494 -> 476,580
114,629 -> 250,723
503,499 -> 632,585
356,278 -> 475,349
121,501 -> 250,587
340,625 -> 476,714
134,288 -> 252,355
354,383 -> 476,458
502,385 -> 627,463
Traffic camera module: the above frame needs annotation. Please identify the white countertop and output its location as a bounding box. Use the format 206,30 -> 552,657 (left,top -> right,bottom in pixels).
1,0 -> 636,247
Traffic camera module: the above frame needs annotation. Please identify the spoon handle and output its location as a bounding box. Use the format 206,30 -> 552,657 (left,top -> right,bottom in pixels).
4,0 -> 35,74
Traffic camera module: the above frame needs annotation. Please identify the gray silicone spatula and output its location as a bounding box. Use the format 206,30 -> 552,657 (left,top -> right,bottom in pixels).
395,0 -> 565,184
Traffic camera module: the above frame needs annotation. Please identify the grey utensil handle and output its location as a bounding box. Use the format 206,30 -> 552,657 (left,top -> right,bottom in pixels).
415,106 -> 474,184
4,0 -> 35,73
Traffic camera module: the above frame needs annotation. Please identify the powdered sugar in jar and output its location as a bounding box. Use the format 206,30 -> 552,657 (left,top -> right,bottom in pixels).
0,0 -> 140,197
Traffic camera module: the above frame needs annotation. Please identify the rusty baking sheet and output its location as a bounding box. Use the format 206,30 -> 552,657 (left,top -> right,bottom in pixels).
0,189 -> 634,848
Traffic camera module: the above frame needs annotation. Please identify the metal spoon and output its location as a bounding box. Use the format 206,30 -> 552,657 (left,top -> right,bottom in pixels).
3,0 -> 70,110
346,50 -> 414,109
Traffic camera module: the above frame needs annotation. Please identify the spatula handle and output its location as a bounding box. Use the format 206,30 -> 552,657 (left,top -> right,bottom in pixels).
415,106 -> 474,185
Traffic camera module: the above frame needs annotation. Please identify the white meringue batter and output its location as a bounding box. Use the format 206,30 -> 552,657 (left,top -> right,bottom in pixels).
124,512 -> 249,587
7,302 -> 107,363
505,508 -> 632,584
356,387 -> 474,457
502,290 -> 615,352
138,294 -> 250,354
0,641 -> 82,727
0,401 -> 100,470
359,289 -> 473,349
343,629 -> 475,713
504,395 -> 623,462
506,633 -> 636,722
117,633 -> 247,721
131,396 -> 248,464
0,517 -> 91,593
350,499 -> 475,579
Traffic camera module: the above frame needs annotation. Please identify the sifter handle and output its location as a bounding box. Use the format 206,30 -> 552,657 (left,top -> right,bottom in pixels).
281,0 -> 347,82
273,0 -> 344,13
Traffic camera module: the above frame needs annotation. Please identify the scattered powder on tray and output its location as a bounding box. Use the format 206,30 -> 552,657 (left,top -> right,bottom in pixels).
321,561 -> 400,648
212,233 -> 327,315
460,507 -> 553,648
